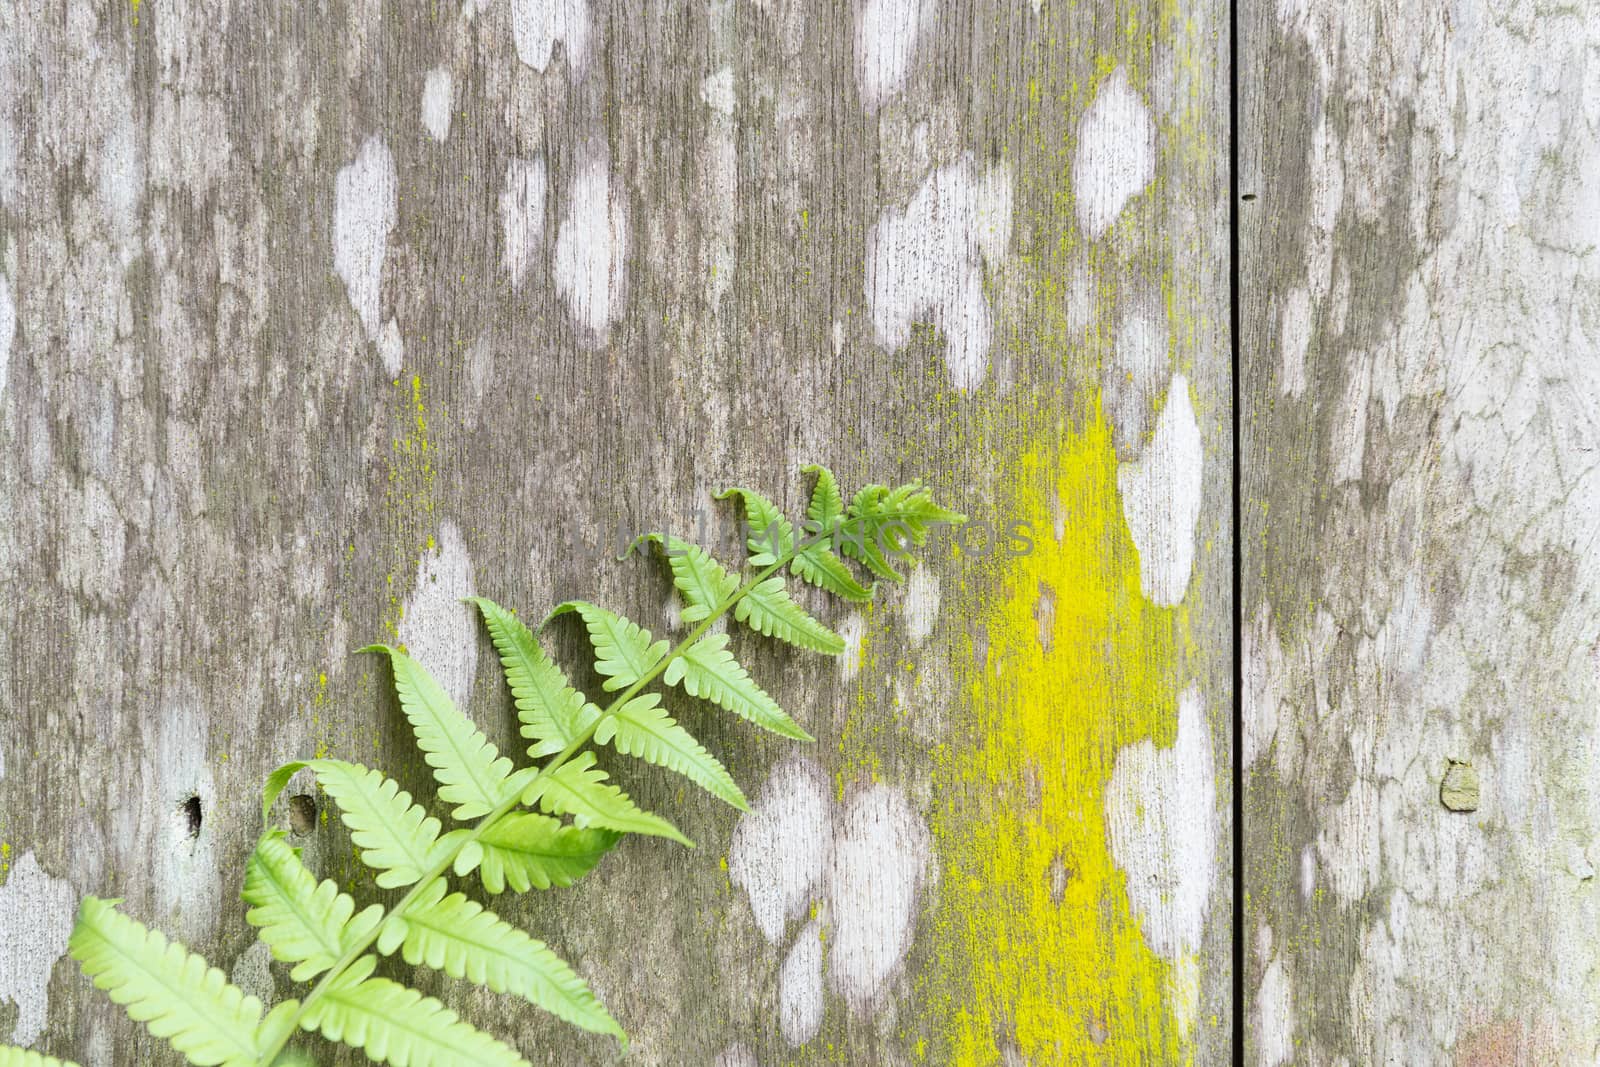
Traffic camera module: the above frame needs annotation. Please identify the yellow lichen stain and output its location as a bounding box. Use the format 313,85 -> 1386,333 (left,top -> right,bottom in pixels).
921,409 -> 1186,1066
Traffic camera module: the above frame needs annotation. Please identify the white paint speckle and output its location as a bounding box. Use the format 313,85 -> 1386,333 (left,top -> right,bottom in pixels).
396,521 -> 478,710
512,0 -> 592,73
0,852 -> 75,1047
420,68 -> 454,143
856,0 -> 931,109
1107,301 -> 1171,454
500,157 -> 548,290
902,566 -> 940,646
839,614 -> 866,681
1117,375 -> 1204,606
333,136 -> 396,342
729,756 -> 832,944
779,921 -> 825,1046
1299,846 -> 1317,902
1105,686 -> 1216,959
1072,67 -> 1156,240
865,154 -> 1014,390
1280,287 -> 1311,397
554,157 -> 630,338
701,67 -> 736,116
825,785 -> 930,1011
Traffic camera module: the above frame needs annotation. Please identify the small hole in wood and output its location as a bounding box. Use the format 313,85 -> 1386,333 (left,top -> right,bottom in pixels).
1241,193 -> 1257,202
180,795 -> 203,838
289,793 -> 318,835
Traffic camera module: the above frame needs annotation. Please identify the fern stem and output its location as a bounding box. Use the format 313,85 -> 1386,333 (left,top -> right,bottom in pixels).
256,521 -> 875,1065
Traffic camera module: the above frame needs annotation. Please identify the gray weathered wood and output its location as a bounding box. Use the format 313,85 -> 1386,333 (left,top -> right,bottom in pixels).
0,1 -> 1230,1063
1242,0 -> 1600,1062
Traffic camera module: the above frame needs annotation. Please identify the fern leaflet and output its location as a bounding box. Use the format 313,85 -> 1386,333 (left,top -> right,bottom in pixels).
663,632 -> 812,740
242,834 -> 384,982
474,811 -> 620,894
0,1049 -> 81,1067
523,750 -> 692,846
594,692 -> 750,810
468,597 -> 599,758
68,897 -> 266,1067
302,759 -> 457,889
379,878 -> 624,1042
545,601 -> 669,692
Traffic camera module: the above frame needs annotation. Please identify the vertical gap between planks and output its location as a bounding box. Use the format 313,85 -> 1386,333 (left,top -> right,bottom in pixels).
1228,0 -> 1245,1059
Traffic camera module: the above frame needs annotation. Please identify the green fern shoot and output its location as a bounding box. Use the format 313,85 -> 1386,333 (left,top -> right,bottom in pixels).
3,468 -> 962,1066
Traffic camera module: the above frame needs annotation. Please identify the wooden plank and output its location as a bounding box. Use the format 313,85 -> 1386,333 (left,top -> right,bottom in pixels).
1241,1 -> 1600,1062
0,1 -> 1229,1063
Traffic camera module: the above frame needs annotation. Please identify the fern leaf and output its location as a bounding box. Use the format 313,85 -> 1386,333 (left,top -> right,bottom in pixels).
523,750 -> 692,847
469,597 -> 600,758
545,601 -> 669,692
475,811 -> 620,894
663,633 -> 812,740
792,465 -> 874,601
595,693 -> 749,810
303,955 -> 529,1067
309,760 -> 455,888
840,482 -> 966,582
734,576 -> 845,654
379,879 -> 624,1043
242,834 -> 384,982
0,1049 -> 82,1067
634,535 -> 739,622
68,897 -> 265,1067
715,486 -> 797,565
363,645 -> 515,820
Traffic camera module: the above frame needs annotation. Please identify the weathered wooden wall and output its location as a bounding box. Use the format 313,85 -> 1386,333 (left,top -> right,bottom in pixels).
0,1 -> 1230,1064
1241,0 -> 1600,1063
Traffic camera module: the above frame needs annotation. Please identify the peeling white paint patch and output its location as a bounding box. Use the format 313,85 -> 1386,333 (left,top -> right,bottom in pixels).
701,67 -> 735,116
420,68 -> 454,142
825,785 -> 930,1011
1105,686 -> 1216,959
839,614 -> 866,681
1106,301 -> 1171,454
1256,952 -> 1294,1067
1071,67 -> 1156,240
1117,375 -> 1204,606
333,136 -> 396,342
865,154 -> 1014,390
0,272 -> 13,400
378,317 -> 403,377
855,0 -> 931,109
500,157 -> 548,290
512,0 -> 592,74
0,852 -> 75,1047
397,521 -> 478,710
150,698 -> 220,945
729,756 -> 832,944
1299,845 -> 1317,902
902,566 -> 940,645
554,158 -> 629,338
1280,286 -> 1311,397
779,920 -> 825,1046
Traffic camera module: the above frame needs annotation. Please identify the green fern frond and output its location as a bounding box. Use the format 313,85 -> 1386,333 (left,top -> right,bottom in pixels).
243,834 -> 384,982
793,465 -> 874,601
545,601 -> 669,692
663,633 -> 812,740
522,750 -> 692,846
475,811 -> 619,894
68,897 -> 266,1067
839,482 -> 966,582
734,575 -> 845,654
378,878 -> 623,1042
595,693 -> 750,810
468,597 -> 600,758
631,534 -> 739,622
301,955 -> 529,1067
714,486 -> 797,565
305,760 -> 456,888
362,645 -> 516,819
0,1048 -> 82,1067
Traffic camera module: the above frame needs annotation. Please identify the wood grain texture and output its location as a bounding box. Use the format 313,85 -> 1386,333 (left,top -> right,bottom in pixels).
0,1 -> 1229,1063
1241,0 -> 1600,1062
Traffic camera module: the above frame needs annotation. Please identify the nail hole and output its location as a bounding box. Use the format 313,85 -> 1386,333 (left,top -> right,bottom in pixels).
180,795 -> 203,838
1241,193 -> 1257,202
288,794 -> 318,835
